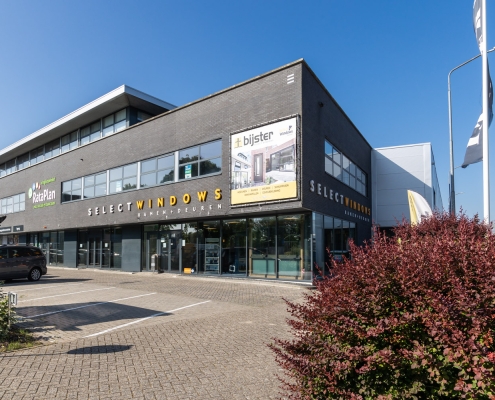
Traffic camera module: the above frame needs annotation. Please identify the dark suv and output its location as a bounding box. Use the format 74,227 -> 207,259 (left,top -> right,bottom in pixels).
0,245 -> 47,281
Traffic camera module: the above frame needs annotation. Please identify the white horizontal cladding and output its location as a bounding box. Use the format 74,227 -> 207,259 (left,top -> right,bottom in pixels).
374,188 -> 424,206
376,204 -> 411,226
375,170 -> 426,191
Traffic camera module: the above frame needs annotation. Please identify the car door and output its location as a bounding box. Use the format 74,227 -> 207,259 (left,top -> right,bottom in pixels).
0,247 -> 11,279
8,247 -> 29,278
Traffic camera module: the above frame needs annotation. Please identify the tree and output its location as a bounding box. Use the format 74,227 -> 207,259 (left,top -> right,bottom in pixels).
272,213 -> 495,399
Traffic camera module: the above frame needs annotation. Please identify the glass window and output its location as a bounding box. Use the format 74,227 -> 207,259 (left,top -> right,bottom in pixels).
248,216 -> 276,278
90,121 -> 101,141
45,138 -> 60,159
140,154 -> 174,187
6,159 -> 16,174
61,131 -> 78,153
114,109 -> 127,132
110,163 -> 137,194
0,164 -> 5,177
179,163 -> 198,180
324,139 -> 366,196
80,126 -> 91,145
179,140 -> 221,181
17,153 -> 30,170
221,219 -> 247,274
325,141 -> 333,159
342,156 -> 350,172
179,146 -> 199,164
0,193 -> 26,214
137,110 -> 151,123
342,170 -> 350,185
141,158 -> 156,174
277,214 -> 312,280
84,172 -> 107,198
200,141 -> 221,159
62,178 -> 82,202
200,157 -> 221,176
102,114 -> 114,136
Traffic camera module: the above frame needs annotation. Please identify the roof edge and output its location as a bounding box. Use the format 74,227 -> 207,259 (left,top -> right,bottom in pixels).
0,85 -> 176,158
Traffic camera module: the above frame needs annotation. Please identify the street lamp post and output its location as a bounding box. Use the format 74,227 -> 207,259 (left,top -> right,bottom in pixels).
448,47 -> 495,215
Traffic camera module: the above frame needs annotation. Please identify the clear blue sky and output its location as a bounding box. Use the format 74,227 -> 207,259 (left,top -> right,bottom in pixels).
0,1 -> 493,220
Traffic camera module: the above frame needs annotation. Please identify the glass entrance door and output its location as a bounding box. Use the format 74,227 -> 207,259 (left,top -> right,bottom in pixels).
88,235 -> 101,267
144,226 -> 182,273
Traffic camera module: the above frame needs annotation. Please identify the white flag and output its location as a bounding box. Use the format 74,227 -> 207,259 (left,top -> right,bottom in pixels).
407,190 -> 432,225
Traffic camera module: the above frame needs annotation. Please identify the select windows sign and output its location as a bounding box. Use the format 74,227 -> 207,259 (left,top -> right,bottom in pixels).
230,117 -> 297,205
28,178 -> 56,209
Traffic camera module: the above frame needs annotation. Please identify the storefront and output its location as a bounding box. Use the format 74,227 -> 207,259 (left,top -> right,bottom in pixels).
0,60 -> 375,282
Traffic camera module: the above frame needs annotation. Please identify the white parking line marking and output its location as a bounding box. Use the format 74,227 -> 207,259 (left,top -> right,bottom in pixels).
10,283 -> 83,292
18,287 -> 115,303
83,300 -> 211,338
19,293 -> 157,319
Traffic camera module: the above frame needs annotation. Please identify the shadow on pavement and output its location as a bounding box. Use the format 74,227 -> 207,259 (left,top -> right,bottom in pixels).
66,344 -> 133,354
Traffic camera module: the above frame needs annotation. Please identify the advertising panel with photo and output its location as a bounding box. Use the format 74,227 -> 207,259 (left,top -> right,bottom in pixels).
230,117 -> 297,205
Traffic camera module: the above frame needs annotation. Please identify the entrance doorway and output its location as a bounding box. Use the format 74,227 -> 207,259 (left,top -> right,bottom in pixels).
78,230 -> 103,268
144,226 -> 181,273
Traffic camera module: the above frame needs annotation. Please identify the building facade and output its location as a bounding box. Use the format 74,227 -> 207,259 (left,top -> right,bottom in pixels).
0,60 -> 377,281
372,143 -> 443,229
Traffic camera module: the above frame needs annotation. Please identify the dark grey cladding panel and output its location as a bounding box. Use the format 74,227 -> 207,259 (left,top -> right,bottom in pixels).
0,63 -> 304,234
122,225 -> 141,272
63,230 -> 78,268
300,64 -> 373,245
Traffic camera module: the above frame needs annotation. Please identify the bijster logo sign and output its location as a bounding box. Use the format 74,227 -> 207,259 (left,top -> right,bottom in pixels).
28,178 -> 56,209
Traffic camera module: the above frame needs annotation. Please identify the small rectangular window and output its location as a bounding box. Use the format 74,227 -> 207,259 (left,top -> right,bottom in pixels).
102,115 -> 114,136
62,178 -> 83,202
6,159 -> 16,174
17,153 -> 30,170
90,121 -> 101,141
110,163 -> 137,194
178,140 -> 221,181
62,131 -> 78,152
45,139 -> 60,159
84,172 -> 107,198
80,126 -> 90,145
179,147 -> 199,164
114,109 -> 127,132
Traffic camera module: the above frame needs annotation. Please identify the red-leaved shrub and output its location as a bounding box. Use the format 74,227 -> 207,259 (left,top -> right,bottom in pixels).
272,213 -> 495,399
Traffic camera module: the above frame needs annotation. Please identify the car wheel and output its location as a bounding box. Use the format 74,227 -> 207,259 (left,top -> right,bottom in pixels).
28,268 -> 42,281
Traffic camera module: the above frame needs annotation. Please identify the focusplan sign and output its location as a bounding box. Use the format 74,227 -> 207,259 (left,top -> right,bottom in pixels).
230,117 -> 297,205
28,178 -> 56,209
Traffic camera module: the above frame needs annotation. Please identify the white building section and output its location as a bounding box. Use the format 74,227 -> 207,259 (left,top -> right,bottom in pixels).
372,143 -> 443,228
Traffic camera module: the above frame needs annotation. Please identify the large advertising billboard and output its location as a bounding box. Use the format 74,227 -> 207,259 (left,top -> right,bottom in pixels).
230,117 -> 297,205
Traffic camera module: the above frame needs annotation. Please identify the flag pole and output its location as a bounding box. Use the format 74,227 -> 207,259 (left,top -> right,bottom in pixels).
482,0 -> 490,223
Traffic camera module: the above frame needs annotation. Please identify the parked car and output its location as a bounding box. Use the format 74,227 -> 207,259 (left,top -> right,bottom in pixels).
0,245 -> 47,281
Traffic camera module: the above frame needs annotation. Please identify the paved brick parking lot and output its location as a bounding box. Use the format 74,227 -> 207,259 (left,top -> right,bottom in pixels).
0,267 -> 309,399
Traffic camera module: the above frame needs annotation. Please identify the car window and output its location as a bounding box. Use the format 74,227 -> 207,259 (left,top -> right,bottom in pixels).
8,248 -> 21,258
29,248 -> 43,256
17,247 -> 32,257
0,248 -> 7,259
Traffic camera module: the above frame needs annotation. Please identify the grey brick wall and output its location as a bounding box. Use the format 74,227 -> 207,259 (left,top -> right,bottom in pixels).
0,62 -> 305,234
